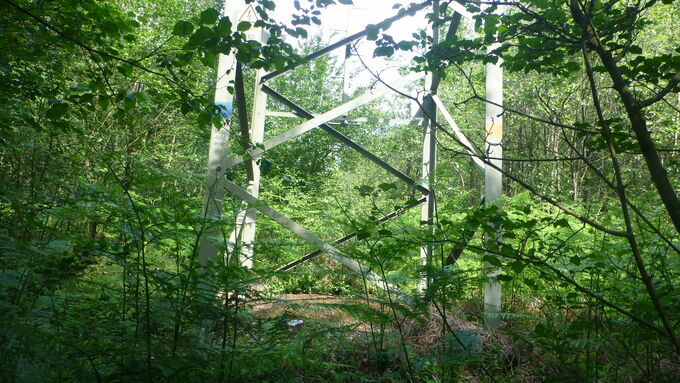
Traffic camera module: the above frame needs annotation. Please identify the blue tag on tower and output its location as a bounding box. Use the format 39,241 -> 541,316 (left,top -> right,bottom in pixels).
215,101 -> 233,119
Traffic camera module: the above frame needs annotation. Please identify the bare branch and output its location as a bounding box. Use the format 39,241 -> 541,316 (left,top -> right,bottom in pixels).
639,71 -> 680,108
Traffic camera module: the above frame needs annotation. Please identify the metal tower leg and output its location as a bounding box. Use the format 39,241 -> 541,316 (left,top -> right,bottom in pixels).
227,16 -> 268,269
198,0 -> 245,271
238,68 -> 267,268
484,52 -> 503,329
419,0 -> 439,292
419,93 -> 436,292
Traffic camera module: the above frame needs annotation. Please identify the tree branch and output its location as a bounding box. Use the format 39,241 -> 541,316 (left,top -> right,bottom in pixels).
639,71 -> 680,108
579,11 -> 680,356
569,0 -> 680,236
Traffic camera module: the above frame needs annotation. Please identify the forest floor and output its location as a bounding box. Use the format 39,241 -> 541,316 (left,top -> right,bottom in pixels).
248,293 -> 535,379
249,293 -> 489,351
249,293 -> 377,330
247,294 -> 680,381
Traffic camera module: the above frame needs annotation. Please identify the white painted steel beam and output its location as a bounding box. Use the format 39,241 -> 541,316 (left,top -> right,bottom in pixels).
483,47 -> 504,329
228,67 -> 267,268
418,97 -> 436,292
449,1 -> 474,20
342,43 -> 352,103
236,66 -> 267,269
225,73 -> 420,169
226,10 -> 268,269
199,0 -> 246,270
265,111 -> 426,126
419,0 -> 439,292
431,95 -> 485,170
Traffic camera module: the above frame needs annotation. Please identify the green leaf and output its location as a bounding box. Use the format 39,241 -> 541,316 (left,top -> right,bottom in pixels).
510,261 -> 525,274
534,323 -> 549,337
482,255 -> 502,267
47,103 -> 69,119
555,218 -> 570,228
366,24 -> 379,40
200,8 -> 220,24
497,274 -> 513,282
216,17 -> 233,35
564,61 -> 580,73
180,101 -> 192,114
355,185 -> 374,196
116,63 -> 133,76
628,45 -> 643,55
260,158 -> 272,175
534,0 -> 550,8
357,230 -> 371,240
378,229 -> 393,236
374,46 -> 394,57
189,27 -> 216,45
173,20 -> 194,37
237,21 -> 252,32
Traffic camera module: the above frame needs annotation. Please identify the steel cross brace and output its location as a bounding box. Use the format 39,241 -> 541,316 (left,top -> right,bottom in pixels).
277,196 -> 428,271
260,84 -> 430,195
265,111 -> 426,126
431,94 -> 485,170
224,73 -> 421,171
222,177 -> 409,301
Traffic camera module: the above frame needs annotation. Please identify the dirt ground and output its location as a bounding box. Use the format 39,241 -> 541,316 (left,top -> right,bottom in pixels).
248,293 -> 383,330
248,293 -> 483,340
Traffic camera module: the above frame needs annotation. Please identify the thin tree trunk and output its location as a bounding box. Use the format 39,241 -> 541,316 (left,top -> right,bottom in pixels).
570,0 -> 680,235
581,43 -> 680,355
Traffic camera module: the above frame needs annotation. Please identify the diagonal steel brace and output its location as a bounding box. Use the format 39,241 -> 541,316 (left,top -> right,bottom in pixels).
225,73 -> 420,170
222,178 -> 410,301
431,94 -> 485,170
261,85 -> 430,195
277,196 -> 428,271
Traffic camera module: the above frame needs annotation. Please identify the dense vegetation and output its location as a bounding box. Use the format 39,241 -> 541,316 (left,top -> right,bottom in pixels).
1,0 -> 679,381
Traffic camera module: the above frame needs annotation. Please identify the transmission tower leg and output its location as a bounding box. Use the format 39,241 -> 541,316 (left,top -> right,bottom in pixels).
419,2 -> 439,292
225,17 -> 269,268
198,0 -> 245,271
419,94 -> 437,292
483,54 -> 503,329
238,68 -> 267,268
